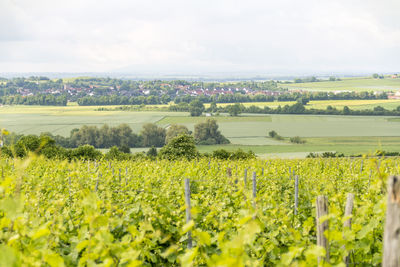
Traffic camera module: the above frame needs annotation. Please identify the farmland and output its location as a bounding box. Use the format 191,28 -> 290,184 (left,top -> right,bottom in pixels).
0,156 -> 393,265
279,76 -> 400,92
2,104 -> 400,157
212,99 -> 400,111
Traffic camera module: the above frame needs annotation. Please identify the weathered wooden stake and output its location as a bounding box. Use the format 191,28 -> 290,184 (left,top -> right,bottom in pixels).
95,173 -> 101,192
184,178 -> 192,249
227,167 -> 232,177
244,169 -> 247,187
252,172 -> 257,208
68,176 -> 72,198
360,160 -> 363,173
316,195 -> 329,265
343,193 -> 354,266
383,175 -> 400,267
294,175 -> 299,215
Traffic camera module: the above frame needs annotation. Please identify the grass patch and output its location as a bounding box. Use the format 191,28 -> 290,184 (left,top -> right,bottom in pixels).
157,115 -> 272,124
279,77 -> 400,91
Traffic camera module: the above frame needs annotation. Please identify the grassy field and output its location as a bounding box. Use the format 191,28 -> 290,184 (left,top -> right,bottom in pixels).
2,105 -> 400,157
209,99 -> 400,110
278,77 -> 400,91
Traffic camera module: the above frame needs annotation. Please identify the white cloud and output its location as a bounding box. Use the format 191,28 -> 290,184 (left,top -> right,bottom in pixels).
0,0 -> 399,74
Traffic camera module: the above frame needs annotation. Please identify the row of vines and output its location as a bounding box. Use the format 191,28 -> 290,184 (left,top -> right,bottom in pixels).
0,155 -> 392,266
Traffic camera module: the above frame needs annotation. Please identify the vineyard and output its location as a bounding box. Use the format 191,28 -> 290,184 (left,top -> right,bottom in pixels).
0,156 -> 395,266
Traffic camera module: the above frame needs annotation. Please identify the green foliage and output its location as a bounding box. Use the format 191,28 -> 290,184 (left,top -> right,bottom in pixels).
227,103 -> 243,116
146,146 -> 158,158
104,146 -> 131,160
268,130 -> 284,140
165,124 -> 190,144
158,134 -> 198,160
290,136 -> 306,144
0,157 -> 390,265
194,119 -> 230,145
69,144 -> 102,160
189,100 -> 205,117
140,123 -> 166,147
211,149 -> 255,160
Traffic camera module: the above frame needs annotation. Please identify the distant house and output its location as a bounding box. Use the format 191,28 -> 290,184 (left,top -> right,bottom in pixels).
388,91 -> 400,100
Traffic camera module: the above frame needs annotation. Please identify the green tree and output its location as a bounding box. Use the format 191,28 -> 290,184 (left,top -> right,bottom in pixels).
166,124 -> 190,143
210,101 -> 218,113
189,100 -> 205,116
158,134 -> 198,160
227,103 -> 242,116
140,123 -> 166,147
194,119 -> 230,145
343,106 -> 350,115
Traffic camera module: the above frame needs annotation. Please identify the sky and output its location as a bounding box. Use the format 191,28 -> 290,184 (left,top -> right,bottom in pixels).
0,0 -> 399,75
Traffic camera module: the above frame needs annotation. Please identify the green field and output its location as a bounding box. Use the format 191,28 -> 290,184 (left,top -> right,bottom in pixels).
218,99 -> 400,111
2,105 -> 400,157
279,76 -> 400,91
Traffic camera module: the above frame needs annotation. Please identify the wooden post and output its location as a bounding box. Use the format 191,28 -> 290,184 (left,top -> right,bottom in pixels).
184,178 -> 192,249
119,168 -> 121,183
227,167 -> 232,177
95,173 -> 101,192
252,172 -> 257,209
68,176 -> 72,198
316,195 -> 329,264
125,167 -> 128,176
261,168 -> 264,176
343,193 -> 354,266
244,169 -> 247,187
208,160 -> 211,169
360,160 -> 363,173
383,175 -> 400,267
294,175 -> 299,215
369,170 -> 372,188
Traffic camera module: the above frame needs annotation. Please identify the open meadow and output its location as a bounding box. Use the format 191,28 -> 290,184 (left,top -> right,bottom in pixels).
3,104 -> 400,157
278,76 -> 400,92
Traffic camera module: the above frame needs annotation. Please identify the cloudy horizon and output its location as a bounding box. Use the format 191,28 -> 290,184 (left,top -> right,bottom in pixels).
1,0 -> 399,75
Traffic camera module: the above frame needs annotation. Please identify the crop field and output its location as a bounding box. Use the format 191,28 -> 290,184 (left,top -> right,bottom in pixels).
0,156 -> 394,265
278,77 -> 400,92
215,99 -> 400,111
2,105 -> 400,157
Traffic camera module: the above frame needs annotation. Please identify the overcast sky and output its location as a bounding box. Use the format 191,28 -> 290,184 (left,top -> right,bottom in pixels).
0,0 -> 399,75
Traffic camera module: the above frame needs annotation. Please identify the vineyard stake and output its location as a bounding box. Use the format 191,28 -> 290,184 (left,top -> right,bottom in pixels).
184,178 -> 192,249
383,175 -> 400,267
316,195 -> 329,265
294,175 -> 299,215
252,172 -> 257,209
119,168 -> 122,183
343,193 -> 354,266
244,169 -> 247,187
95,173 -> 101,192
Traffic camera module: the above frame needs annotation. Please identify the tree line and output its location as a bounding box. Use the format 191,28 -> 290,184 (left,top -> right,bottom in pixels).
0,121 -> 254,161
76,90 -> 387,106
0,94 -> 67,106
2,120 -> 229,151
214,102 -> 400,116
